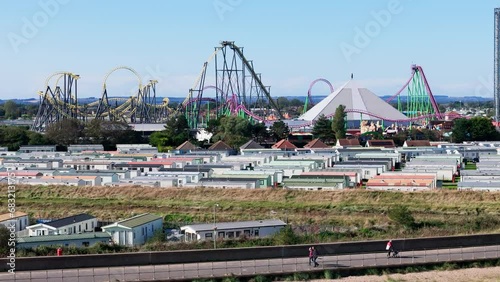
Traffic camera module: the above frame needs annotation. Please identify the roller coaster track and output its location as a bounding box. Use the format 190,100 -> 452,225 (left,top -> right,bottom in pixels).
227,42 -> 283,118
182,50 -> 219,108
95,66 -> 143,121
304,78 -> 334,113
287,108 -> 459,129
183,41 -> 283,128
183,97 -> 217,108
32,67 -> 172,131
385,65 -> 442,120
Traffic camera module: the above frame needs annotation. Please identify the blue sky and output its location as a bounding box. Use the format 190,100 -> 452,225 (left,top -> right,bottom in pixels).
0,0 -> 497,99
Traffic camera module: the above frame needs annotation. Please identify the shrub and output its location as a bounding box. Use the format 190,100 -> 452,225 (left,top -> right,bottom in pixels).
250,275 -> 270,282
388,205 -> 416,229
272,226 -> 300,245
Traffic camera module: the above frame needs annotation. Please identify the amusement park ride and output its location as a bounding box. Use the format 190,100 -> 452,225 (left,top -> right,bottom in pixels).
31,41 -> 444,133
31,66 -> 170,132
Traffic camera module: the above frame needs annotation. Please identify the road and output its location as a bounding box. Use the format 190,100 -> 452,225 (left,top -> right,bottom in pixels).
1,245 -> 499,282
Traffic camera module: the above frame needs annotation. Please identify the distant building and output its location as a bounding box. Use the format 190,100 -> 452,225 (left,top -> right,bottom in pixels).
303,138 -> 330,149
300,79 -> 407,125
101,213 -> 163,246
175,141 -> 199,154
272,139 -> 297,150
403,140 -> 431,147
366,140 -> 396,148
67,144 -> 104,153
239,140 -> 264,150
336,139 -> 361,148
18,146 -> 56,153
17,232 -> 111,249
26,214 -> 97,236
0,211 -> 29,232
181,219 -> 287,242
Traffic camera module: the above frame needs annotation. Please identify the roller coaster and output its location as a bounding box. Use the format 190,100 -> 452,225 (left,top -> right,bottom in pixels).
385,64 -> 443,122
182,41 -> 283,128
31,66 -> 172,132
296,64 -> 446,128
31,41 -> 445,132
302,78 -> 334,114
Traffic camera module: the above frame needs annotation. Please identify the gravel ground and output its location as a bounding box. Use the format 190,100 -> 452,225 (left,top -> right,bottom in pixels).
310,266 -> 500,282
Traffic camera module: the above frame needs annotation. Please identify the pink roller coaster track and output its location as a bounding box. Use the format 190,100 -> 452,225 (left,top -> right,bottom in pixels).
307,78 -> 334,106
384,65 -> 442,119
188,65 -> 448,127
286,109 -> 458,129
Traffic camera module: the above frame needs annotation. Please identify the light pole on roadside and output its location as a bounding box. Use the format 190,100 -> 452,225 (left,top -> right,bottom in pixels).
213,203 -> 219,249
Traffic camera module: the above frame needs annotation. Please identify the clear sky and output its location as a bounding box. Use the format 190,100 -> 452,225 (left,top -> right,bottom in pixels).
0,0 -> 498,99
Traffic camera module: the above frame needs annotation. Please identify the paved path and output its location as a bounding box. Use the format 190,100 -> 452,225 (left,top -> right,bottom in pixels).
1,245 -> 499,282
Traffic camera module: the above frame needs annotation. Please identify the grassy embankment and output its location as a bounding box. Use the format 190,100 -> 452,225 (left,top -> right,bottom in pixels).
2,185 -> 499,240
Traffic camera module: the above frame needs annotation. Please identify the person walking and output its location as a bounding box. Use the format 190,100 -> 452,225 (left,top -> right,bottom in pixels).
308,247 -> 313,266
312,246 -> 319,267
386,240 -> 393,257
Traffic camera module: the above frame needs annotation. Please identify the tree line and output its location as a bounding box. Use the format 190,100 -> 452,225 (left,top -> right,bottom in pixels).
0,100 -> 38,119
149,105 -> 348,151
149,115 -> 294,151
0,120 -> 144,151
1,99 -> 499,152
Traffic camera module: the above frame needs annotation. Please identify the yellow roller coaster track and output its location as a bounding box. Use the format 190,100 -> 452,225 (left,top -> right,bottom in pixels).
38,68 -> 173,121
181,48 -> 220,107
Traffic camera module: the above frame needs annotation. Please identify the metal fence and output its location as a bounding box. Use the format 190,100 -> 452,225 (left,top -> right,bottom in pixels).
1,245 -> 499,282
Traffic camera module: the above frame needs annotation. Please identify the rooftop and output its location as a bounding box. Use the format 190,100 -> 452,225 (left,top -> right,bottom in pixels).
0,211 -> 28,222
17,232 -> 110,243
44,213 -> 95,228
107,213 -> 162,229
181,219 -> 286,232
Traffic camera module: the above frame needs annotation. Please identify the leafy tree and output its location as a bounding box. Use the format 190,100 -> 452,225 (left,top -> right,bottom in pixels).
149,131 -> 170,152
206,118 -> 221,136
84,119 -> 142,150
0,126 -> 29,150
406,128 -> 440,141
272,226 -> 300,245
388,205 -> 416,230
289,98 -> 304,107
331,105 -> 346,140
438,104 -> 447,114
27,131 -> 51,145
164,115 -> 191,147
276,97 -> 290,108
251,122 -> 269,143
312,114 -> 334,143
269,120 -> 290,141
3,100 -> 20,119
452,117 -> 499,143
0,226 -> 10,256
45,119 -> 84,146
212,116 -> 252,148
451,118 -> 469,143
450,101 -> 462,109
391,132 -> 407,147
468,117 -> 499,141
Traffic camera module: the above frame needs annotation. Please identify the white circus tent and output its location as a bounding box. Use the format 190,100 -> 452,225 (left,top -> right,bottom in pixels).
300,79 -> 407,122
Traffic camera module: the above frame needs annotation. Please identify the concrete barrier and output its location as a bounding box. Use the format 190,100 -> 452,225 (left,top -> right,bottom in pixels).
3,233 -> 499,271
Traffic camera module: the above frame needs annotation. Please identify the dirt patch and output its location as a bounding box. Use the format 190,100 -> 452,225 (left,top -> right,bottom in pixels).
312,266 -> 500,282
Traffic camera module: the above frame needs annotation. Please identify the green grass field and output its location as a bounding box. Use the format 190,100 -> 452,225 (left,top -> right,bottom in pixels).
2,185 -> 499,239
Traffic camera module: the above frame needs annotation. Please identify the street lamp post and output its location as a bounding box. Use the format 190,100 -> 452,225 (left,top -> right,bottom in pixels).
213,203 -> 219,249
